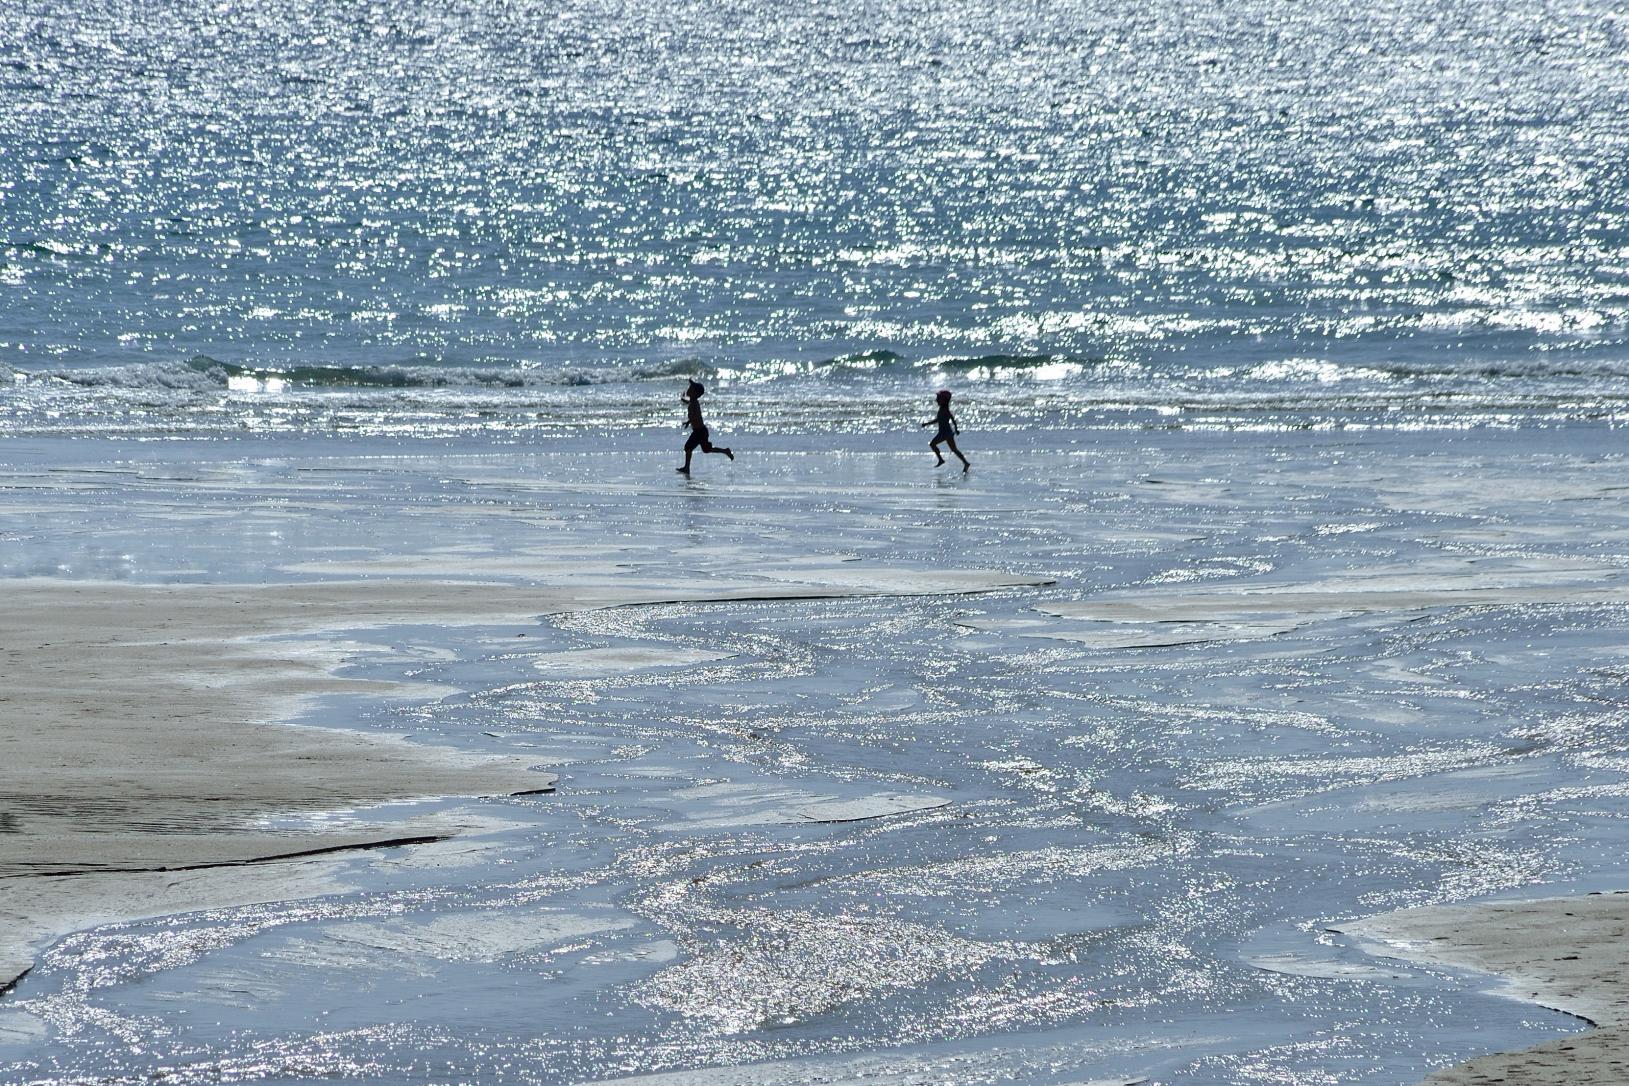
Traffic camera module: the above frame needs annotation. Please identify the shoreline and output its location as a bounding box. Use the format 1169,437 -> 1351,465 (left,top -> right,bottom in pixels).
1349,892 -> 1629,1083
0,567 -> 1045,994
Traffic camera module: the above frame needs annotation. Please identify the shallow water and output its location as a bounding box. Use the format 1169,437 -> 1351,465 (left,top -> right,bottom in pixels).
3,426 -> 1629,1084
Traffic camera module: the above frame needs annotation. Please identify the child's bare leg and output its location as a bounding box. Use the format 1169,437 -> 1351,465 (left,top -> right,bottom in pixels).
702,440 -> 733,460
946,437 -> 970,471
929,436 -> 947,465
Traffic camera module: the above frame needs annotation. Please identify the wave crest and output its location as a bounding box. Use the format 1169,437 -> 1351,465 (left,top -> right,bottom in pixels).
15,350 -> 1103,393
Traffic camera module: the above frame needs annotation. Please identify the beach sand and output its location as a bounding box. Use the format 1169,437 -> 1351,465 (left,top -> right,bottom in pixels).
0,567 -> 1042,993
1351,892 -> 1629,1083
9,435 -> 1629,1082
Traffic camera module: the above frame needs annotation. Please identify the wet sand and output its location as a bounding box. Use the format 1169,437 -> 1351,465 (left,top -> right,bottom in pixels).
9,434 -> 1629,1083
1352,893 -> 1629,1084
0,567 -> 1042,992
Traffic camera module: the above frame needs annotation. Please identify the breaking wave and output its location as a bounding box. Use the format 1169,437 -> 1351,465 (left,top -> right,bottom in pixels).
16,351 -> 1109,393
28,356 -> 701,392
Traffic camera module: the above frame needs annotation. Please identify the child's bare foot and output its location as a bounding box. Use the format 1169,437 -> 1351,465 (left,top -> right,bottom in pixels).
934,457 -> 946,466
676,466 -> 690,474
724,448 -> 734,460
962,461 -> 970,472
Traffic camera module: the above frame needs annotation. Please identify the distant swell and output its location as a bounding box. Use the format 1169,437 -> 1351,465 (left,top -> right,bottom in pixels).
21,351 -> 1100,393
19,350 -> 1629,399
34,356 -> 714,392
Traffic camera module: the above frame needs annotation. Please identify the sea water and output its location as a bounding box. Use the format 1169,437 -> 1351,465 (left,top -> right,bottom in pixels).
3,0 -> 1628,437
4,1 -> 1629,1083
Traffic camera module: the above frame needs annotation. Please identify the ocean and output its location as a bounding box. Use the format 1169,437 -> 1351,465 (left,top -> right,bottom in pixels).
3,0 -> 1627,438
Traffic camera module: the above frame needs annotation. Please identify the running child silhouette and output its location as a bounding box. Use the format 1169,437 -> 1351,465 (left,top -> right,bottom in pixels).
677,379 -> 733,474
921,389 -> 970,471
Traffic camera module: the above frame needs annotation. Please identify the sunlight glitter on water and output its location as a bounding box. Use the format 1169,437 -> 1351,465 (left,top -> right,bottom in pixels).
5,0 -> 1628,439
4,431 -> 1626,1083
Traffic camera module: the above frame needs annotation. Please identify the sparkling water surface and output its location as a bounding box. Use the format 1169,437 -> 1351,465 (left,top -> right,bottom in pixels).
3,0 -> 1628,435
4,428 -> 1629,1085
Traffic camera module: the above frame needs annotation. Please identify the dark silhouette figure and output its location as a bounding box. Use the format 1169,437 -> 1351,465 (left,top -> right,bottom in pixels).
678,380 -> 733,473
921,389 -> 969,471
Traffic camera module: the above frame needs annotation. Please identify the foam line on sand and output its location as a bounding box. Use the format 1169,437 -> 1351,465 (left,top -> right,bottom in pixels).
1348,892 -> 1629,1083
0,566 -> 1043,993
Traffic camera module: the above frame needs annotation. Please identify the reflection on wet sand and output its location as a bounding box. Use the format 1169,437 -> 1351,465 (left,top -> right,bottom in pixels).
2,431 -> 1629,1084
